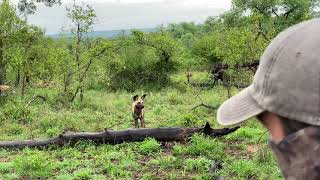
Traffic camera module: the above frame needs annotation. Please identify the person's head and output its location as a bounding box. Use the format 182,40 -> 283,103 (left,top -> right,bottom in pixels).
217,19 -> 320,179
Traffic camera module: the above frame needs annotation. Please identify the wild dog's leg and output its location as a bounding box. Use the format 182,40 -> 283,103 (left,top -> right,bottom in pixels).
141,111 -> 145,128
141,118 -> 145,128
134,118 -> 139,128
133,114 -> 139,128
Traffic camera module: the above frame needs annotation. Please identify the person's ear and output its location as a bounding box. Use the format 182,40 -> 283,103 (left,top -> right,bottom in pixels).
257,112 -> 286,141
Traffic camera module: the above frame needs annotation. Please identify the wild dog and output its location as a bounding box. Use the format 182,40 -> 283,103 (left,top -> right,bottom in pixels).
185,69 -> 192,83
0,85 -> 10,96
132,94 -> 146,128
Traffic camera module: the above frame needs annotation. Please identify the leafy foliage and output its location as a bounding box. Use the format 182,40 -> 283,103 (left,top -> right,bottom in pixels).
139,138 -> 161,155
0,0 -> 318,179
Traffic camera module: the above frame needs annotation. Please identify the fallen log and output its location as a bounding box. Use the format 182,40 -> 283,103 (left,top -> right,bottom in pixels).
0,123 -> 239,149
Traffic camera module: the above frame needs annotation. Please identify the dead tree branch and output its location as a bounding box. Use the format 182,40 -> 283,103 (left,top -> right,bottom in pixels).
283,6 -> 298,19
191,103 -> 217,111
26,95 -> 46,107
255,23 -> 271,42
0,123 -> 239,149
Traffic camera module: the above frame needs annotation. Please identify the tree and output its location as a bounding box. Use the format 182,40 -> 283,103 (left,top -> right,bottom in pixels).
20,27 -> 46,96
190,0 -> 320,89
65,1 -> 97,102
18,0 -> 61,15
231,0 -> 320,37
167,22 -> 199,39
0,0 -> 25,85
132,30 -> 178,71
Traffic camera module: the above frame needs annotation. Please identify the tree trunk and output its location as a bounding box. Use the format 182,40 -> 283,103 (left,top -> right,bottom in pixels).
21,72 -> 27,97
0,52 -> 6,85
76,23 -> 83,102
70,59 -> 93,103
227,81 -> 232,98
0,123 -> 239,149
0,63 -> 5,85
80,88 -> 84,101
15,68 -> 20,87
0,41 -> 6,85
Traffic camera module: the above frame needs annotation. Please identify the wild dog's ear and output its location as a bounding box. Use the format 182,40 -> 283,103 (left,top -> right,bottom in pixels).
133,95 -> 139,101
141,94 -> 147,100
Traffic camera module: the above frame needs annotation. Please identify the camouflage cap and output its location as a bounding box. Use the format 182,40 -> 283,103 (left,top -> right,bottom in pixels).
217,18 -> 320,126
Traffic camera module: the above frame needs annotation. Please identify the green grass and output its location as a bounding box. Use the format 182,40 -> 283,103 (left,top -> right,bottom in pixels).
0,71 -> 282,179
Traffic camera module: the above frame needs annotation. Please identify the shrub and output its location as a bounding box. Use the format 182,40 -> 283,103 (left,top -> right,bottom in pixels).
74,168 -> 93,180
222,159 -> 256,179
56,174 -> 73,180
177,113 -> 198,127
185,157 -> 212,172
225,126 -> 265,143
105,36 -> 179,91
2,173 -> 20,180
5,123 -> 24,135
139,138 -> 161,155
172,144 -> 185,155
141,173 -> 153,180
104,161 -> 135,178
149,155 -> 181,169
0,162 -> 12,174
188,134 -> 226,160
2,100 -> 33,123
45,128 -> 60,137
13,153 -> 54,178
101,150 -> 138,179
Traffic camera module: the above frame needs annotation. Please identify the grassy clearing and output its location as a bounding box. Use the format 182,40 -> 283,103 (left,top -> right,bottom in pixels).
0,72 -> 282,179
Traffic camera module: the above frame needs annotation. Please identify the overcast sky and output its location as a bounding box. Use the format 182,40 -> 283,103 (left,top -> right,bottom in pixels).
13,0 -> 232,34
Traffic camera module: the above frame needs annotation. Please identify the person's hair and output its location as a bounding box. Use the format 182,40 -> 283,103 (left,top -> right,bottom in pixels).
279,116 -> 311,136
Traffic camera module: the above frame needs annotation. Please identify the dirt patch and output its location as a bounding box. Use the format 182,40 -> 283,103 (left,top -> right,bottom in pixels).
138,156 -> 152,166
0,157 -> 10,162
225,141 -> 247,159
246,144 -> 260,159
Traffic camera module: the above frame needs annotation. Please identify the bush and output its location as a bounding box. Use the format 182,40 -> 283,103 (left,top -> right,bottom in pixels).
0,162 -> 12,174
177,113 -> 198,127
13,153 -> 54,178
139,138 -> 161,155
219,158 -> 282,180
188,134 -> 226,160
5,123 -> 24,135
105,34 -> 180,91
149,155 -> 181,169
185,157 -> 212,172
45,128 -> 60,137
222,160 -> 256,179
225,126 -> 265,143
99,149 -> 138,179
103,159 -> 137,178
2,173 -> 19,180
74,168 -> 93,180
2,100 -> 33,123
56,174 -> 73,180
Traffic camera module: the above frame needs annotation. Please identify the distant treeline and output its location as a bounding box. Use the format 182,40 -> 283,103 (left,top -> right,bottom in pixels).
0,0 -> 319,103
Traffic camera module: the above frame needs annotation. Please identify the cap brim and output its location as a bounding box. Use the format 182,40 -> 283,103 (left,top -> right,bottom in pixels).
217,85 -> 264,126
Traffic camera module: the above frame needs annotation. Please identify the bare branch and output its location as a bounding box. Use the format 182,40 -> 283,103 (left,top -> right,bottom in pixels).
283,6 -> 299,19
26,95 -> 46,107
191,103 -> 217,111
